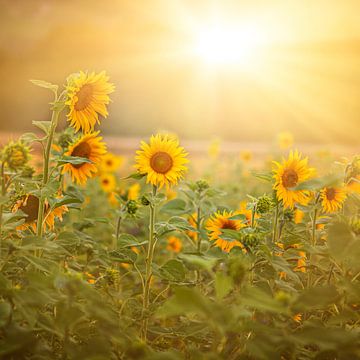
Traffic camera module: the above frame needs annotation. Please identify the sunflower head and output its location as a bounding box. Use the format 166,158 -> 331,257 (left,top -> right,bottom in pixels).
346,155 -> 360,193
66,71 -> 115,133
62,131 -> 107,185
100,153 -> 125,173
2,141 -> 30,171
135,134 -> 188,188
127,183 -> 140,200
320,186 -> 347,213
13,194 -> 67,232
206,210 -> 245,253
100,173 -> 116,193
187,213 -> 198,241
273,150 -> 315,209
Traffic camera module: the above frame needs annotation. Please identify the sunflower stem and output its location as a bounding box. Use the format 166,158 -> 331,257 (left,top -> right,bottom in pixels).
36,92 -> 63,245
308,195 -> 319,288
272,203 -> 279,243
196,205 -> 202,253
141,185 -> 157,341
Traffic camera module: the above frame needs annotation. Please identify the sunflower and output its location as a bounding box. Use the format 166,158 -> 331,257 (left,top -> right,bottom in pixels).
166,236 -> 182,253
239,201 -> 259,225
62,132 -> 106,185
13,194 -> 67,232
187,213 -> 198,241
294,251 -> 307,273
100,173 -> 116,193
273,150 -> 315,209
206,211 -> 245,253
127,183 -> 140,200
66,71 -> 115,133
135,134 -> 188,188
2,141 -> 30,170
320,186 -> 347,213
99,153 -> 125,173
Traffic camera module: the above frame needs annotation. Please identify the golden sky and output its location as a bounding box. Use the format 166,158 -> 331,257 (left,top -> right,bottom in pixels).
0,0 -> 360,145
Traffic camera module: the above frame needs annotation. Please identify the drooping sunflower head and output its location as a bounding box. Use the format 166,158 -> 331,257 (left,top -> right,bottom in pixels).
2,140 -> 30,171
99,173 -> 116,193
62,131 -> 107,185
66,71 -> 115,133
13,194 -> 67,232
135,134 -> 188,188
206,210 -> 245,253
273,150 -> 315,209
320,186 -> 347,213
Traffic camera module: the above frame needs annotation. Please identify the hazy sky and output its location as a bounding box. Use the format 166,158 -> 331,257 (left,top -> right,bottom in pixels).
0,0 -> 359,145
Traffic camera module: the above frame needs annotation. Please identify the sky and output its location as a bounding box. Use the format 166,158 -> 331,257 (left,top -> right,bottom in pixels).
0,0 -> 359,145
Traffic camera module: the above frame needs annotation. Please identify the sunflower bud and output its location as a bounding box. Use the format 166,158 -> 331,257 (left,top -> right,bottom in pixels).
105,268 -> 119,286
126,200 -> 138,215
141,195 -> 150,206
256,195 -> 274,214
20,165 -> 35,179
195,179 -> 210,193
2,141 -> 30,171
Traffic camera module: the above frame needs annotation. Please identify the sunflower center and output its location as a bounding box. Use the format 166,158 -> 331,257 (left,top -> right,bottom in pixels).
325,187 -> 336,201
74,84 -> 94,111
71,142 -> 91,169
102,179 -> 109,185
221,220 -> 238,231
20,195 -> 40,223
150,152 -> 173,174
106,160 -> 113,166
282,169 -> 299,188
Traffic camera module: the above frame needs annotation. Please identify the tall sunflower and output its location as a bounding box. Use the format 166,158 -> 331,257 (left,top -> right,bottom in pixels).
320,186 -> 347,213
66,71 -> 115,133
135,134 -> 188,188
13,194 -> 67,232
273,150 -> 315,209
206,210 -> 245,253
62,132 -> 107,185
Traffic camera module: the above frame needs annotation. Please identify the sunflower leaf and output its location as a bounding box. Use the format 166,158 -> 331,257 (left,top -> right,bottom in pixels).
30,79 -> 58,93
57,156 -> 93,166
32,121 -> 52,135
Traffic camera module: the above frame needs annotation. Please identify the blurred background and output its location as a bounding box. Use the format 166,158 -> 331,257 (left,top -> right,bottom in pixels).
0,0 -> 359,148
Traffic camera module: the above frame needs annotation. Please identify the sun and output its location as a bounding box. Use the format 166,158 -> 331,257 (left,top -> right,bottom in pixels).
194,22 -> 265,67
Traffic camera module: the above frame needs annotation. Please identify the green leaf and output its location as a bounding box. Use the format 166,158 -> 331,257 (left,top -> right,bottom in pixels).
57,156 -> 93,166
32,120 -> 52,135
30,79 -> 58,93
252,172 -> 273,182
158,259 -> 186,282
168,216 -> 194,231
117,233 -> 147,248
215,273 -> 233,300
292,173 -> 343,191
179,254 -> 218,271
161,199 -> 188,215
20,132 -> 45,144
109,249 -> 137,263
122,172 -> 146,180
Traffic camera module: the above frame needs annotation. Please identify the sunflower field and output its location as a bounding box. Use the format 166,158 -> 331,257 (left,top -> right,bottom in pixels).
0,72 -> 360,360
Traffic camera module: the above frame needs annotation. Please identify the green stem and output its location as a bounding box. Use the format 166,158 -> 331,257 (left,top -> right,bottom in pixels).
141,185 -> 157,341
196,205 -> 202,252
36,97 -> 61,240
250,204 -> 257,228
114,215 -> 122,250
307,205 -> 318,288
272,203 -> 279,243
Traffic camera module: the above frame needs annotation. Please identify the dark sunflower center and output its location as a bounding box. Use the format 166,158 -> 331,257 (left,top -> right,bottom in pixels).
102,179 -> 110,185
74,83 -> 94,111
282,169 -> 298,188
106,160 -> 113,166
150,151 -> 173,174
325,188 -> 336,201
20,195 -> 40,223
221,220 -> 238,231
71,142 -> 91,169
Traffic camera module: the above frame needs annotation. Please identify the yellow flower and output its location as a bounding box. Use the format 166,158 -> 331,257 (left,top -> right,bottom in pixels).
99,153 -> 125,173
13,194 -> 68,232
108,191 -> 119,206
206,211 -> 245,253
346,155 -> 360,194
293,313 -> 302,323
100,173 -> 116,193
128,183 -> 140,200
135,134 -> 188,188
273,150 -> 315,209
238,201 -> 258,225
208,138 -> 221,159
240,150 -> 253,163
294,251 -> 306,273
277,131 -> 294,150
187,213 -> 198,241
167,236 -> 182,253
66,71 -> 115,133
294,209 -> 304,224
320,186 -> 347,213
62,132 -> 107,185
